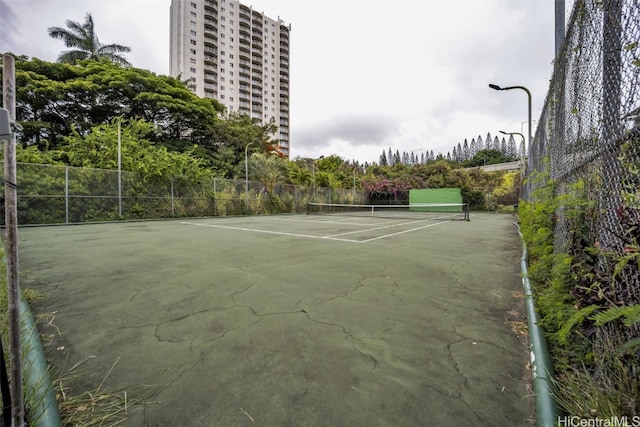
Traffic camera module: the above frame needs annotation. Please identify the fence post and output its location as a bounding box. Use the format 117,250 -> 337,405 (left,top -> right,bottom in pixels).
65,166 -> 69,224
599,0 -> 623,252
170,177 -> 175,217
3,52 -> 25,427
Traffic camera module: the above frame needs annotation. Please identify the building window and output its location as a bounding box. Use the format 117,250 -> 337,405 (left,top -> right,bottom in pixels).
190,39 -> 196,45
190,67 -> 196,73
191,2 -> 196,7
190,49 -> 196,54
221,86 -> 225,91
229,54 -> 234,59
221,68 -> 225,73
190,58 -> 196,64
221,94 -> 225,99
190,20 -> 196,26
190,11 -> 196,17
229,71 -> 234,76
220,50 -> 225,56
221,59 -> 225,64
190,30 -> 196,36
230,97 -> 234,102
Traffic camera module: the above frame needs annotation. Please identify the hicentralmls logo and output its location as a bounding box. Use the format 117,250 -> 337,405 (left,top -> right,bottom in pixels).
557,416 -> 640,427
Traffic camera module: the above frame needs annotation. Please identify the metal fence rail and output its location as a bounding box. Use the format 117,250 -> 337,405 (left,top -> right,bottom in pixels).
0,162 -> 368,225
523,0 -> 640,398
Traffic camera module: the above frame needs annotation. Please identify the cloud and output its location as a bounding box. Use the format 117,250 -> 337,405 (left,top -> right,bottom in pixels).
295,113 -> 400,150
0,0 -> 20,50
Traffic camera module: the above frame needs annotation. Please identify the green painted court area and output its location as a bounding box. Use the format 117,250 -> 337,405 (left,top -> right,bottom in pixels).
18,212 -> 533,426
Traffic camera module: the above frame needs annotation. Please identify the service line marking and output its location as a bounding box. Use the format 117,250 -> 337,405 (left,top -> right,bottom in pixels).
180,219 -> 447,243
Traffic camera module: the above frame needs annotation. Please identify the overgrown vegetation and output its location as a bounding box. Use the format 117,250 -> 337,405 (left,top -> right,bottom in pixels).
0,248 -> 144,426
518,157 -> 640,417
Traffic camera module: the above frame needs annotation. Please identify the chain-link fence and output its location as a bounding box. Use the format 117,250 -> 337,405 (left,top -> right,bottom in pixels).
523,0 -> 639,391
0,162 -> 368,225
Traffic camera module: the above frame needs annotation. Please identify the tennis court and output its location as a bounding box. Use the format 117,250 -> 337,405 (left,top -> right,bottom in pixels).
18,211 -> 533,426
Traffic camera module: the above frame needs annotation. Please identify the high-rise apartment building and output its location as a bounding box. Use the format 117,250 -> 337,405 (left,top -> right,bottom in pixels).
170,0 -> 291,156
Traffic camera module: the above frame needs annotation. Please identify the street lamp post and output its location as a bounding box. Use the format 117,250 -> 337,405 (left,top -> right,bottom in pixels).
312,155 -> 324,203
500,130 -> 525,160
245,141 -> 256,209
117,117 -> 123,217
116,108 -> 130,217
489,83 -> 532,156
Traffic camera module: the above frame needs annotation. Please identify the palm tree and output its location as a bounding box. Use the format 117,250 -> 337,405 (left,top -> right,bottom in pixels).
249,153 -> 287,194
48,13 -> 131,66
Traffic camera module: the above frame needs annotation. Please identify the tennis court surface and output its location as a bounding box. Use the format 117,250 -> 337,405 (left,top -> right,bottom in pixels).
19,212 -> 533,426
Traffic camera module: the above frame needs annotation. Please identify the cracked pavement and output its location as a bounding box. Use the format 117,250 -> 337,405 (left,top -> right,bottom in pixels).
19,214 -> 533,426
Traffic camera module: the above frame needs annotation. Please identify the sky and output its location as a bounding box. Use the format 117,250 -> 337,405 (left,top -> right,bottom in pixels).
0,0 -> 572,164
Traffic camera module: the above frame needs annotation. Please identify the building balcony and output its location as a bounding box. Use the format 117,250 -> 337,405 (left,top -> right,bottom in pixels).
204,73 -> 217,82
204,0 -> 217,11
239,27 -> 250,38
204,19 -> 217,31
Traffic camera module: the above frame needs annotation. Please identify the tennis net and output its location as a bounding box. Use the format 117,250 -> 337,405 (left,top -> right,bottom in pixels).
306,202 -> 470,221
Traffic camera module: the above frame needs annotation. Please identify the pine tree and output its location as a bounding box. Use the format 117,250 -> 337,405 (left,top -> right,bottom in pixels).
463,139 -> 469,160
379,150 -> 388,166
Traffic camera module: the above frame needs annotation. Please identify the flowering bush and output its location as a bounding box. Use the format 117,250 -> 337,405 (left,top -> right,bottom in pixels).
362,175 -> 424,202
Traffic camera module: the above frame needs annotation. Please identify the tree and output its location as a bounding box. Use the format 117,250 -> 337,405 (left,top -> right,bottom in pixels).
379,150 -> 388,166
248,153 -> 287,194
48,13 -> 131,66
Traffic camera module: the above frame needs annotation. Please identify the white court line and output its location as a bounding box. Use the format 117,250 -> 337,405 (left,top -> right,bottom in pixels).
267,217 -> 380,227
323,219 -> 428,238
180,221 -> 361,243
180,219 -> 448,243
360,221 -> 448,242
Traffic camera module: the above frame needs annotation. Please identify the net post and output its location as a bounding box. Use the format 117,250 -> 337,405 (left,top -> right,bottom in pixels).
465,203 -> 470,221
